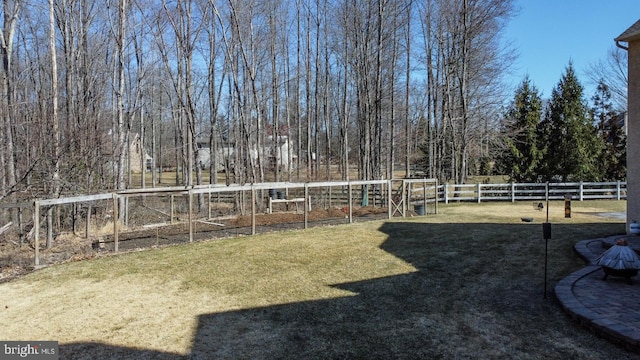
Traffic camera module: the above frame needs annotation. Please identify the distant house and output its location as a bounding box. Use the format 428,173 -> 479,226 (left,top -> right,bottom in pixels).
129,133 -> 152,172
197,136 -> 296,172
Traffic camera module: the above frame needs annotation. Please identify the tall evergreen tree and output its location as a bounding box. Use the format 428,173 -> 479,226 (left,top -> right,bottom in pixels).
537,63 -> 602,182
496,76 -> 543,182
592,80 -> 626,180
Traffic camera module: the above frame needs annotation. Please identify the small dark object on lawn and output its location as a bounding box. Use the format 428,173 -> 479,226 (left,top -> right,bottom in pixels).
521,217 -> 534,222
537,202 -> 544,211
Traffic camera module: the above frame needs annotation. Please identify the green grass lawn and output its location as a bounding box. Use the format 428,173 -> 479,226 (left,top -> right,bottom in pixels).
0,201 -> 633,359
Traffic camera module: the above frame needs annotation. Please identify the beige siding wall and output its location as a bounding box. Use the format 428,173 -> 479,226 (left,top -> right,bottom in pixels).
628,39 -> 640,232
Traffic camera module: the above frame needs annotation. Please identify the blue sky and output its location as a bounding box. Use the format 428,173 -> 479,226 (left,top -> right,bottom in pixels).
504,0 -> 640,99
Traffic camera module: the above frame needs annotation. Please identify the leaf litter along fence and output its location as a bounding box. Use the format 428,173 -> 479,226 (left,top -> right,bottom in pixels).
0,179 -> 626,266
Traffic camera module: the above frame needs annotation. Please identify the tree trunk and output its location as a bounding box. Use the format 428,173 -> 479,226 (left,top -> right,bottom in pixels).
0,0 -> 19,213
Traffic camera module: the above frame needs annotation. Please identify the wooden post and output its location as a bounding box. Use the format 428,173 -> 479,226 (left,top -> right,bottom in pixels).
387,180 -> 392,219
18,207 -> 23,245
545,182 -> 549,203
170,195 -> 175,224
423,180 -> 427,213
617,181 -> 622,201
124,197 -> 128,227
113,194 -> 119,253
72,203 -> 77,235
85,203 -> 91,239
304,184 -> 309,229
434,179 -> 439,214
348,182 -> 353,224
34,200 -> 40,266
189,189 -> 193,242
402,181 -> 407,217
251,187 -> 256,235
407,182 -> 411,214
46,207 -> 53,248
444,184 -> 449,204
579,181 -> 584,201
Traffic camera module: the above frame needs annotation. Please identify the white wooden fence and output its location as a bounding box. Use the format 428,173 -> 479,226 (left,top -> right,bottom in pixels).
435,181 -> 626,203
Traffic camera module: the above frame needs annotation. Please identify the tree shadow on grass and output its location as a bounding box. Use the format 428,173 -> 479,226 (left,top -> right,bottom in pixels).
60,222 -> 629,359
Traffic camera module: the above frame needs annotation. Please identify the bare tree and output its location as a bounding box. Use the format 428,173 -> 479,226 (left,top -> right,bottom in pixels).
0,0 -> 20,205
203,0 -> 225,185
403,0 -> 412,179
131,0 -> 149,188
0,0 -> 523,211
295,0 -> 302,180
305,0 -> 312,179
115,0 -> 127,203
321,0 -> 331,180
586,46 -> 628,112
47,0 -> 59,246
417,0 -> 514,183
57,0 -> 109,192
338,0 -> 350,181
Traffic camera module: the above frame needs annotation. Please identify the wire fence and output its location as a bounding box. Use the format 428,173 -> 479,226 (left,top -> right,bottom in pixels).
0,179 -> 626,266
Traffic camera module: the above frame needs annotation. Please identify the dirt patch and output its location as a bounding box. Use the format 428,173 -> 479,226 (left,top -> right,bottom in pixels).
231,207 -> 349,227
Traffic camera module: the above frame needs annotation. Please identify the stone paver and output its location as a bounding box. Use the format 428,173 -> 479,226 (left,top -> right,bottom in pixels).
555,235 -> 640,353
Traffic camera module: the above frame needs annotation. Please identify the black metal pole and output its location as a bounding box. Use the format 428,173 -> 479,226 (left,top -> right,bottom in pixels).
544,238 -> 548,299
544,194 -> 550,299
